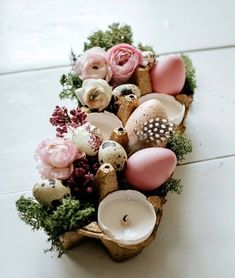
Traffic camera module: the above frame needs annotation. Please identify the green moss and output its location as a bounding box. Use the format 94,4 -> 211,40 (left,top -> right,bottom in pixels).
160,178 -> 182,195
84,23 -> 133,51
16,196 -> 48,230
16,196 -> 96,256
149,178 -> 183,196
137,43 -> 157,55
181,54 -> 197,95
167,131 -> 192,162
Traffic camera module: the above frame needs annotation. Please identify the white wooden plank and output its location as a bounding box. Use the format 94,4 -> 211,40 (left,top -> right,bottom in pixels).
183,48 -> 235,163
0,67 -> 76,195
0,157 -> 234,278
0,0 -> 235,73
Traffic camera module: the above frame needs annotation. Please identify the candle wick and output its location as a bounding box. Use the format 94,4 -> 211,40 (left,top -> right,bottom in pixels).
123,214 -> 128,222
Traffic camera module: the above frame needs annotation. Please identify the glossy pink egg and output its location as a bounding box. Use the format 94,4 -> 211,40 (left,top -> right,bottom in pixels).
124,147 -> 177,191
150,54 -> 186,96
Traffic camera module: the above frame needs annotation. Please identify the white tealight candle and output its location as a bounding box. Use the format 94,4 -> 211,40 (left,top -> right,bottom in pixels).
98,190 -> 156,246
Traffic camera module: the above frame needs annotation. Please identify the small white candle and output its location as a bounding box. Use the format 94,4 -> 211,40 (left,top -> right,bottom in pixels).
98,190 -> 156,245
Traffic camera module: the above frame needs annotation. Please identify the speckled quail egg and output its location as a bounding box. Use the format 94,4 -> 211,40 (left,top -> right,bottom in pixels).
33,179 -> 71,207
98,140 -> 127,171
112,84 -> 141,99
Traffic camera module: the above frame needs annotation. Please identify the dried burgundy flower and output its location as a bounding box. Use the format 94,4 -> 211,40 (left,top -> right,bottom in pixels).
50,105 -> 87,137
64,155 -> 99,200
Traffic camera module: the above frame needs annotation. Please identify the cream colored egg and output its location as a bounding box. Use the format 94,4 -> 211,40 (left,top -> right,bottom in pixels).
125,99 -> 168,149
98,140 -> 127,171
33,179 -> 71,207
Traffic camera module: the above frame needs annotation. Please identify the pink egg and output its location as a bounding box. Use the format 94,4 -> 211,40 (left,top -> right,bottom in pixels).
150,54 -> 186,96
124,147 -> 177,191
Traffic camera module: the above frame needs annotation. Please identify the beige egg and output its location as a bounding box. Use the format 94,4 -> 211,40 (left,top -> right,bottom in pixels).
98,140 -> 127,171
125,99 -> 168,150
33,179 -> 71,207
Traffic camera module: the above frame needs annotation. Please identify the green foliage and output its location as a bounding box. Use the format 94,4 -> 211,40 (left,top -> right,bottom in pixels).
167,131 -> 192,161
70,48 -> 78,65
59,72 -> 82,102
16,196 -> 96,256
84,23 -> 133,51
159,178 -> 183,195
181,54 -> 197,94
149,178 -> 183,196
16,196 -> 48,230
137,43 -> 157,55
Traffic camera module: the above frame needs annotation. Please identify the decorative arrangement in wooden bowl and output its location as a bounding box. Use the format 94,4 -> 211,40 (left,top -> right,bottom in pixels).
16,23 -> 196,262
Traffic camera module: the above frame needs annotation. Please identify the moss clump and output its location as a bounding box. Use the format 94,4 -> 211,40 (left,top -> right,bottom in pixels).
137,42 -> 157,55
84,23 -> 133,51
181,54 -> 197,95
160,178 -> 182,195
16,196 -> 95,256
167,131 -> 192,162
148,178 -> 183,197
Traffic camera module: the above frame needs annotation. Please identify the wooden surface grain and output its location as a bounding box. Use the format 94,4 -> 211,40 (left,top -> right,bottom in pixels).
0,1 -> 235,277
0,0 -> 235,73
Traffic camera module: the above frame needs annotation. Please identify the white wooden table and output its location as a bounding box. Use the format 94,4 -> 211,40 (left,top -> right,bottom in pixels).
0,1 -> 235,277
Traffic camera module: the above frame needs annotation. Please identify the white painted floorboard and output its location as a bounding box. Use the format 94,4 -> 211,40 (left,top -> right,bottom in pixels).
0,67 -> 73,195
183,48 -> 235,163
0,0 -> 235,73
1,157 -> 234,278
1,1 -> 235,276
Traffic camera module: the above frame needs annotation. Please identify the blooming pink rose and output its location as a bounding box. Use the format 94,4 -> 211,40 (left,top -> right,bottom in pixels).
106,43 -> 142,85
35,138 -> 84,180
74,47 -> 112,82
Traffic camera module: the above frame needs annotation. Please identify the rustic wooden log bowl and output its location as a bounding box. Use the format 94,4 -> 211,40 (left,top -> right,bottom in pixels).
60,196 -> 165,262
59,94 -> 192,262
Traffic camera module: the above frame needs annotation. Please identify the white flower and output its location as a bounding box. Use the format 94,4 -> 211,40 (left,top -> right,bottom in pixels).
76,79 -> 112,111
68,123 -> 103,156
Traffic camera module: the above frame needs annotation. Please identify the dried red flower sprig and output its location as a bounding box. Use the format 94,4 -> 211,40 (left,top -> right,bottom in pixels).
64,156 -> 100,199
50,105 -> 87,137
50,105 -> 100,200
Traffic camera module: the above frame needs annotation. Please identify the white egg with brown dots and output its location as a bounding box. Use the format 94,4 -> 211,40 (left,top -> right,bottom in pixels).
98,140 -> 127,171
33,179 -> 71,207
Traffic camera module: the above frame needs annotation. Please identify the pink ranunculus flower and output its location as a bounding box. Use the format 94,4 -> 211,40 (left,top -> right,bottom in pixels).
106,43 -> 142,85
35,138 -> 84,180
74,47 -> 112,82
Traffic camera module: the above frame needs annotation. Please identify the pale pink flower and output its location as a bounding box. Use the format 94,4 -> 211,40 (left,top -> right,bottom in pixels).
35,138 -> 84,180
106,43 -> 142,85
75,47 -> 112,82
